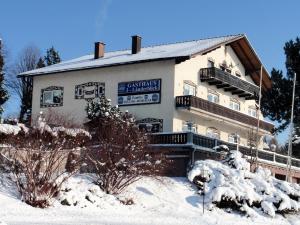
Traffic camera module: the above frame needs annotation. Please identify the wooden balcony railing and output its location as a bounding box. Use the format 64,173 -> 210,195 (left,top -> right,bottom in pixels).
199,67 -> 259,99
176,95 -> 274,132
149,132 -> 300,169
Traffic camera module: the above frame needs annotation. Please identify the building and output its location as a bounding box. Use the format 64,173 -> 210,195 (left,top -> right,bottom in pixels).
20,34 -> 300,181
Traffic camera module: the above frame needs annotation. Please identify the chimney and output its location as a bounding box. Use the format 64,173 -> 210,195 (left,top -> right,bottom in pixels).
94,42 -> 105,59
132,35 -> 141,54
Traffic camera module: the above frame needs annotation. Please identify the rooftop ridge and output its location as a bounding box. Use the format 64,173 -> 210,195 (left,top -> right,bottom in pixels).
89,33 -> 244,55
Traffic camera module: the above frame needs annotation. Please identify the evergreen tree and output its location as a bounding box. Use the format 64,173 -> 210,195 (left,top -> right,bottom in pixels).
36,57 -> 46,68
0,39 -> 9,120
44,47 -> 61,66
261,37 -> 300,157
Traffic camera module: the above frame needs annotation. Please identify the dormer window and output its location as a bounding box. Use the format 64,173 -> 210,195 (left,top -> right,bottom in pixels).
229,98 -> 240,111
183,81 -> 196,96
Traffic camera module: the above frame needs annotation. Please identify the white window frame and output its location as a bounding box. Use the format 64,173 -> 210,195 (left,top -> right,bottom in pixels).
207,58 -> 215,68
248,107 -> 257,117
207,90 -> 219,104
229,99 -> 240,111
182,121 -> 197,132
183,82 -> 196,96
206,127 -> 220,139
228,133 -> 240,144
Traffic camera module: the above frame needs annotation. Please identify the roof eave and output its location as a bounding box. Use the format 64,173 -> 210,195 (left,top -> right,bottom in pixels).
17,56 -> 187,77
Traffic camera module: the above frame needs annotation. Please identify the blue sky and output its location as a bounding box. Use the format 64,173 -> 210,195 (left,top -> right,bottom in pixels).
1,0 -> 300,143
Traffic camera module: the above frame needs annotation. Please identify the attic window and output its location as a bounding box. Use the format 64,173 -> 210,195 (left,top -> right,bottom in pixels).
40,86 -> 64,108
207,58 -> 215,68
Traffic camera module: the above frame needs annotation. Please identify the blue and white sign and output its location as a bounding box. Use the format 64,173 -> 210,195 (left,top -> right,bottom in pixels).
118,79 -> 161,106
118,79 -> 161,95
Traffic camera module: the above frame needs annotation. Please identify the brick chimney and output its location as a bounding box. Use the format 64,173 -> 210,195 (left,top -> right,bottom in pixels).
132,35 -> 141,54
94,42 -> 105,59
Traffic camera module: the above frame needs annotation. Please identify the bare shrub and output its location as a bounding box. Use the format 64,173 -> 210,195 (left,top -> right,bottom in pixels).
32,109 -> 80,128
2,115 -> 90,208
85,96 -> 166,195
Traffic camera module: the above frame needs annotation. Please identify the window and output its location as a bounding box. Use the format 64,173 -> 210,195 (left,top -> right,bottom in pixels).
248,106 -> 257,117
229,98 -> 240,111
225,68 -> 232,74
207,59 -> 215,68
183,82 -> 196,96
220,65 -> 226,71
206,127 -> 220,139
182,121 -> 197,132
40,86 -> 63,108
207,89 -> 219,104
75,82 -> 105,99
228,133 -> 239,143
235,72 -> 241,77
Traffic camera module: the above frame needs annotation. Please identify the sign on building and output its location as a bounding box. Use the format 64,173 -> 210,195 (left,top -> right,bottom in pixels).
75,82 -> 105,100
117,79 -> 161,106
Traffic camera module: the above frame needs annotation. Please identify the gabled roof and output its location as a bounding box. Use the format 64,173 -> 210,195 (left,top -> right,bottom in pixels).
19,34 -> 271,90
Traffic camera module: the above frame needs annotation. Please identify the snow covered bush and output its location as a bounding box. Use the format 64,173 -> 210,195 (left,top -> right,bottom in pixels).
1,113 -> 90,208
188,151 -> 300,217
85,96 -> 166,195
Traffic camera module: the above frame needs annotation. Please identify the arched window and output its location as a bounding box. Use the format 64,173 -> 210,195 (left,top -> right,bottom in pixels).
229,98 -> 240,111
207,89 -> 219,104
206,127 -> 220,139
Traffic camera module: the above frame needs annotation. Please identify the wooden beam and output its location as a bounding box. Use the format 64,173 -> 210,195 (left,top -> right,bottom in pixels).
224,87 -> 237,92
216,83 -> 230,89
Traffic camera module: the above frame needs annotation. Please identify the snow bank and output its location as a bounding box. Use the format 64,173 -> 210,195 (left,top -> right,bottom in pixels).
188,151 -> 300,217
0,123 -> 28,135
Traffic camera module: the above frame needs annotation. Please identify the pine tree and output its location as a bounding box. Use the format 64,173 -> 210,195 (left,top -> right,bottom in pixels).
0,39 -> 9,120
44,47 -> 61,66
36,57 -> 46,68
261,37 -> 300,157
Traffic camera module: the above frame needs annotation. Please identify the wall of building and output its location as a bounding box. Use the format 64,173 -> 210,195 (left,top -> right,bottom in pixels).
32,60 -> 176,131
173,44 -> 270,148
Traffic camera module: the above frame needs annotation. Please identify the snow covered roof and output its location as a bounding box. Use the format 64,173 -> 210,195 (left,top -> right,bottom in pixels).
20,34 -> 245,77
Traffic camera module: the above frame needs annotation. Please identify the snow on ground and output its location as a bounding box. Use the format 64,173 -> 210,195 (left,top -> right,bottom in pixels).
1,173 -> 300,225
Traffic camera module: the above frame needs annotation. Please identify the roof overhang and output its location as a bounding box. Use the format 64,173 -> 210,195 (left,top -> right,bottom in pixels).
194,35 -> 272,91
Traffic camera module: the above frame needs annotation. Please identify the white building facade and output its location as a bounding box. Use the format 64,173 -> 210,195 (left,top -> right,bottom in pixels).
22,34 -> 273,150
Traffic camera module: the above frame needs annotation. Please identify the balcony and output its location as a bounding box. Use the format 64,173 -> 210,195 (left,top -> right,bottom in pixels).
149,132 -> 300,169
199,67 -> 259,100
176,95 -> 274,132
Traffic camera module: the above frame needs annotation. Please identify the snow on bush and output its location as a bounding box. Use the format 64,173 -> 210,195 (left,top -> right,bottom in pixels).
188,150 -> 300,217
57,175 -> 122,209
